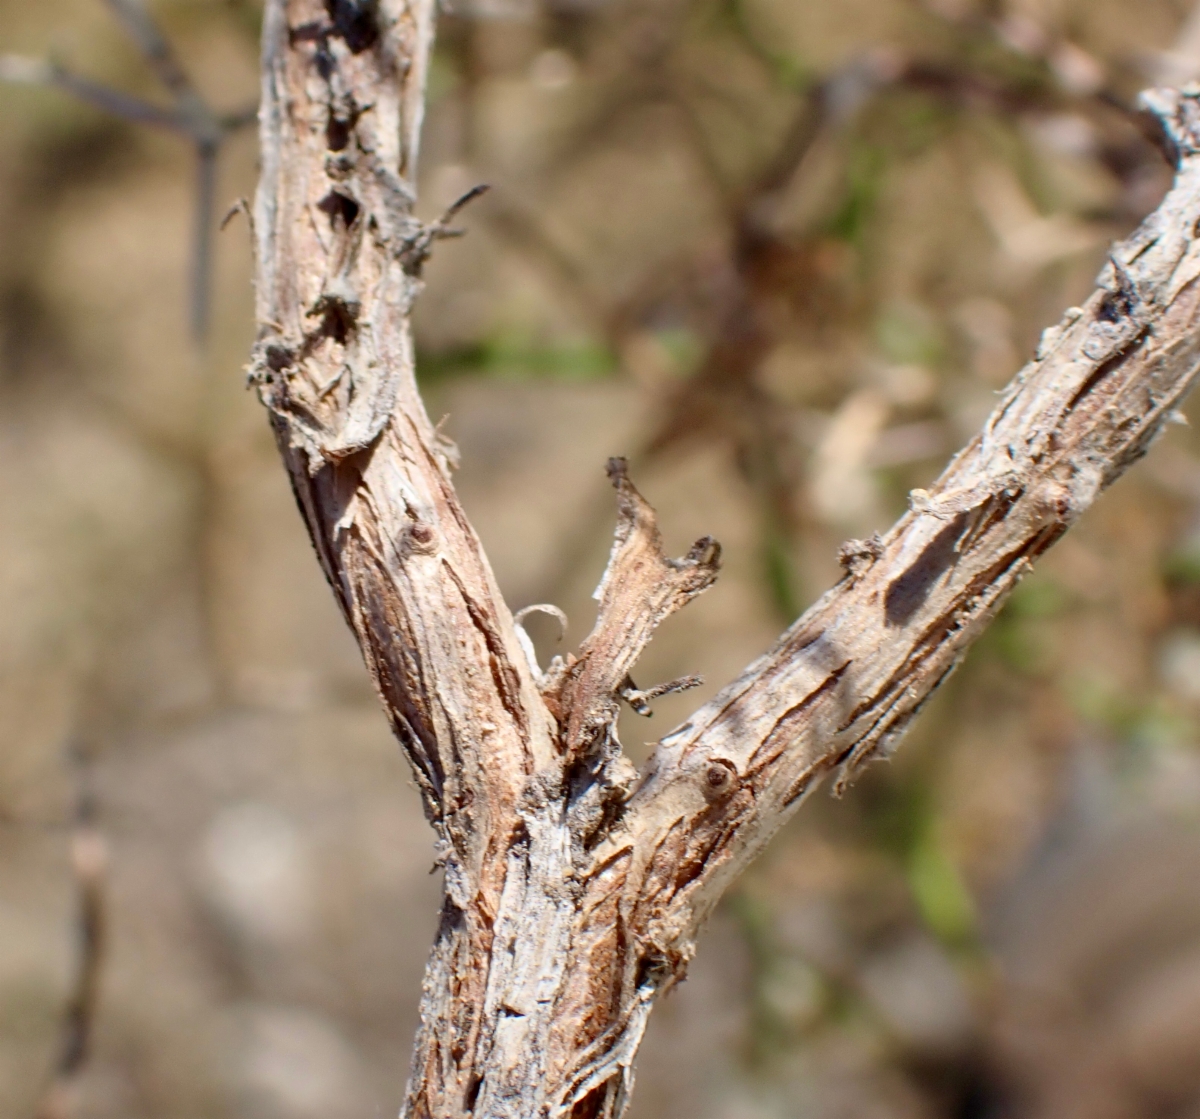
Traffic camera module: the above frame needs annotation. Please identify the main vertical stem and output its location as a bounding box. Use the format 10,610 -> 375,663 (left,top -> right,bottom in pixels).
250,2 -> 597,1114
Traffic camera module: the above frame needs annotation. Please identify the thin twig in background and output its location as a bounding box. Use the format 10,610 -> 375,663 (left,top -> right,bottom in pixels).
0,54 -> 188,131
99,0 -> 228,338
35,741 -> 107,1119
192,139 -> 220,344
0,0 -> 257,341
101,0 -> 219,129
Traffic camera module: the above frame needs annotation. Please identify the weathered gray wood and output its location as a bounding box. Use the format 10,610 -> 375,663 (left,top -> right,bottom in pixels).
250,5 -> 1200,1116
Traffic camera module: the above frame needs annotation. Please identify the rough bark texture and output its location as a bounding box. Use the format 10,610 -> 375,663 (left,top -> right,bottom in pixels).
251,5 -> 1200,1116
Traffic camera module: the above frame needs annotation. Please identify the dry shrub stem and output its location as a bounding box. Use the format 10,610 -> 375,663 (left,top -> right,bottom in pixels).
251,3 -> 1200,1116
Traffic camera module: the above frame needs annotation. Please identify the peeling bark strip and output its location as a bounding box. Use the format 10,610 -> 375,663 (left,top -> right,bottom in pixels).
250,7 -> 1200,1115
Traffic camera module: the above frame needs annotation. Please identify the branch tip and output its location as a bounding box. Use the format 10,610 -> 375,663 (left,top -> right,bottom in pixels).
680,535 -> 721,570
220,197 -> 251,232
1138,84 -> 1200,167
442,182 -> 490,223
553,457 -> 721,755
606,456 -> 629,487
619,673 -> 704,717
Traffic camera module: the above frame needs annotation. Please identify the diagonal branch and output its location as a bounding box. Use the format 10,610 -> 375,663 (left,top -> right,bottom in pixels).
577,82 -> 1200,1018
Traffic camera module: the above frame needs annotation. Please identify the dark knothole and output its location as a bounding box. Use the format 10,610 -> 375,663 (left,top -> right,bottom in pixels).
326,114 -> 353,152
264,344 -> 294,374
325,0 -> 380,53
317,190 -> 360,230
701,758 -> 738,803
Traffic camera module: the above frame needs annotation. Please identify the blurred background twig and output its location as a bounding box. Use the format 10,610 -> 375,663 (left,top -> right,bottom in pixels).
35,738 -> 107,1119
0,0 -> 255,340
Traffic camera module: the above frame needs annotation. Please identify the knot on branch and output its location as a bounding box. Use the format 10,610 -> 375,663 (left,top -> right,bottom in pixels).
838,533 -> 884,577
549,458 -> 721,763
700,757 -> 739,804
250,326 -> 397,470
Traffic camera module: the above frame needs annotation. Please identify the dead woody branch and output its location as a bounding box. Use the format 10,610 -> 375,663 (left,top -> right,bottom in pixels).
251,2 -> 1200,1116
